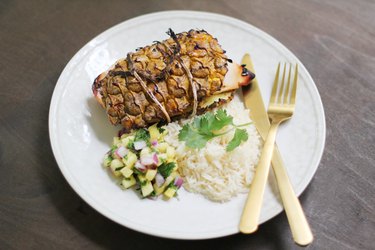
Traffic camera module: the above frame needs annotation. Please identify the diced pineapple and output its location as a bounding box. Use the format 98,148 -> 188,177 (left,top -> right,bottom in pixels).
163,172 -> 178,187
140,147 -> 151,157
141,181 -> 154,197
121,133 -> 133,139
156,142 -> 168,153
113,137 -> 121,146
166,146 -> 175,159
121,135 -> 135,147
148,124 -> 160,141
121,137 -> 130,147
120,166 -> 133,178
153,172 -> 178,196
145,169 -> 157,181
122,175 -> 136,189
157,153 -> 167,166
110,159 -> 123,177
120,134 -> 127,140
122,151 -> 137,168
153,183 -> 166,195
164,187 -> 176,199
173,162 -> 179,170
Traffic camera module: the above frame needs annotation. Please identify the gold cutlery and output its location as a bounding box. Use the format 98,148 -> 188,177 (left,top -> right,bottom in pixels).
239,54 -> 313,246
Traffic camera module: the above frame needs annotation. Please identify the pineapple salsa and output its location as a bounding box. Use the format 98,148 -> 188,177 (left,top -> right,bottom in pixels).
103,124 -> 183,200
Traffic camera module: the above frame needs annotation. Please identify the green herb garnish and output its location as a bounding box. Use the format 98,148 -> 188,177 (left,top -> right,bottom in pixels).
134,128 -> 150,143
133,168 -> 143,175
178,109 -> 250,151
226,128 -> 249,152
158,126 -> 166,134
158,162 -> 176,178
126,140 -> 135,150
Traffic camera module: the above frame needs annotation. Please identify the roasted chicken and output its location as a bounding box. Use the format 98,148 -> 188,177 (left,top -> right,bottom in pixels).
92,29 -> 255,132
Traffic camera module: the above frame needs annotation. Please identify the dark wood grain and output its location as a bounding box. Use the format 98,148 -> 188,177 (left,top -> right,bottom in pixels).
0,0 -> 374,249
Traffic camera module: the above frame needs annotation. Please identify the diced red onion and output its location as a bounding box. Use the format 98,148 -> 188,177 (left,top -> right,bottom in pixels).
115,146 -> 128,158
148,165 -> 157,170
155,173 -> 165,187
174,177 -> 184,188
134,140 -> 147,150
151,140 -> 158,146
141,155 -> 154,166
141,153 -> 159,167
134,161 -> 146,172
153,153 -> 159,164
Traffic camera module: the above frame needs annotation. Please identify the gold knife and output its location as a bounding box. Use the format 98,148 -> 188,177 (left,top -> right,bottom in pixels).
240,54 -> 313,246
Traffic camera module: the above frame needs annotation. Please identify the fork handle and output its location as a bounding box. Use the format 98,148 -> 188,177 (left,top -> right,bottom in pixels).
239,120 -> 280,233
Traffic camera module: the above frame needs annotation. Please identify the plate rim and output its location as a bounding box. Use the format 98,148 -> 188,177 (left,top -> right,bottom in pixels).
49,10 -> 326,240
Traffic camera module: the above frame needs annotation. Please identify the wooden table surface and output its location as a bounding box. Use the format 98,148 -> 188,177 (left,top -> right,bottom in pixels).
1,0 -> 374,249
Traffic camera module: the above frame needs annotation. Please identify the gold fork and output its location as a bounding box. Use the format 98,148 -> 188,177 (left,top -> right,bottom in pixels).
240,63 -> 299,233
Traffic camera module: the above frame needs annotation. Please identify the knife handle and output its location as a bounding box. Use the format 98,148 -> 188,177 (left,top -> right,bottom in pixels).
271,146 -> 313,246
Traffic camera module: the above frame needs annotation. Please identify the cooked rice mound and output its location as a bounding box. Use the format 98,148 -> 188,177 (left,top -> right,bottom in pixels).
164,95 -> 261,202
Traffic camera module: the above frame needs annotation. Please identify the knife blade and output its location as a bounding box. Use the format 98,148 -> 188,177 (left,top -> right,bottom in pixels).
240,54 -> 313,246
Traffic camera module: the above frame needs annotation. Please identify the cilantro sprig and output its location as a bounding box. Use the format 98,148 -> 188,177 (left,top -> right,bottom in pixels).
134,128 -> 150,142
158,162 -> 176,178
178,109 -> 251,151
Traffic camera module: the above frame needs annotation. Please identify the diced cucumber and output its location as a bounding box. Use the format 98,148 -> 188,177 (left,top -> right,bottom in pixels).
156,142 -> 168,153
110,159 -> 124,177
141,181 -> 154,197
137,174 -> 147,184
166,146 -> 175,159
122,175 -> 136,189
145,169 -> 157,181
164,187 -> 176,199
148,124 -> 160,141
103,154 -> 112,167
122,151 -> 137,168
120,167 -> 133,178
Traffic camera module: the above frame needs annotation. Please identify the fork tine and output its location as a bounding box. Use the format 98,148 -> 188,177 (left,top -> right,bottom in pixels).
290,64 -> 298,105
270,63 -> 280,104
277,63 -> 287,103
283,64 -> 292,104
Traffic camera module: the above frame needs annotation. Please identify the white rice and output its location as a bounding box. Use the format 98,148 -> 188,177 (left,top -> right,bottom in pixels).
164,95 -> 261,202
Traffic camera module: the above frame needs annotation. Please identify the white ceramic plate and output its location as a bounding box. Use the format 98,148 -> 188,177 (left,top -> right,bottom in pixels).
49,11 -> 325,240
